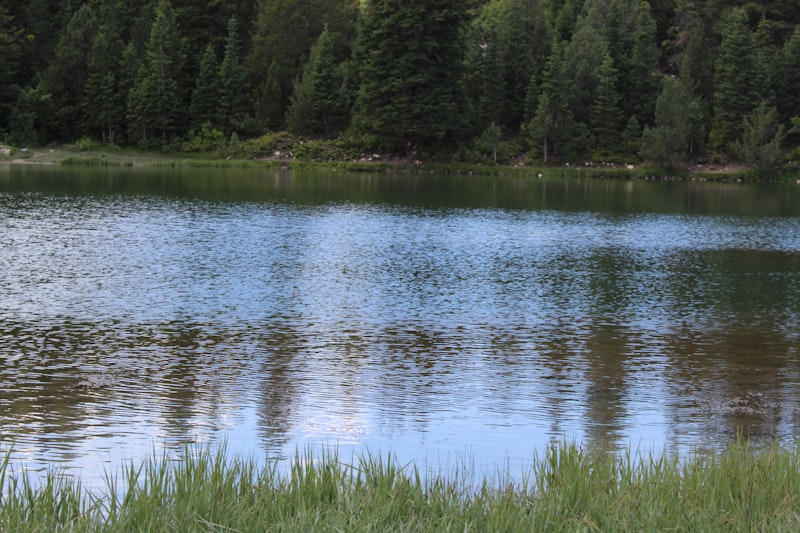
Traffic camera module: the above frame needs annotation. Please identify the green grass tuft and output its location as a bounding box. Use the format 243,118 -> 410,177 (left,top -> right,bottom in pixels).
3,441 -> 800,531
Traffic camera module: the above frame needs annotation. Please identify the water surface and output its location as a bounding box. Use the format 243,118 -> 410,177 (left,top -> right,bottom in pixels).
2,164 -> 800,486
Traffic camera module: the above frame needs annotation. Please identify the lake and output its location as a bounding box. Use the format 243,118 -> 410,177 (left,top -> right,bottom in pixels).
2,163 -> 800,487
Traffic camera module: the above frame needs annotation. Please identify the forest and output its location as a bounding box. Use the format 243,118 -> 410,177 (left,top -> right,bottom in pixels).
2,0 -> 800,170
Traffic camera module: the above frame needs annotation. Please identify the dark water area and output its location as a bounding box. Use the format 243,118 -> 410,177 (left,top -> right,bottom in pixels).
2,164 -> 800,487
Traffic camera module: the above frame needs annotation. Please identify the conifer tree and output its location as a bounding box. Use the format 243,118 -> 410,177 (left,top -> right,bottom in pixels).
46,3 -> 98,140
773,26 -> 800,126
528,40 -> 575,163
287,25 -> 344,136
83,2 -> 125,143
189,44 -> 222,131
0,6 -> 24,135
247,0 -> 352,132
257,60 -> 284,130
353,0 -> 470,150
732,102 -> 786,174
127,0 -> 186,146
710,8 -> 762,152
640,77 -> 691,166
219,16 -> 248,134
591,53 -> 623,154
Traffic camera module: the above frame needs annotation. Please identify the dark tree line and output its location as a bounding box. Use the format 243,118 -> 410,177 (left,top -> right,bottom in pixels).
2,0 -> 800,169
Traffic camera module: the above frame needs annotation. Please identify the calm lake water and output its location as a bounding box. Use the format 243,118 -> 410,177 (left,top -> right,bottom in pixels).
2,163 -> 800,487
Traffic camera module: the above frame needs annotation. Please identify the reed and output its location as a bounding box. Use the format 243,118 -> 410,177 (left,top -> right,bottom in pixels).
2,440 -> 800,531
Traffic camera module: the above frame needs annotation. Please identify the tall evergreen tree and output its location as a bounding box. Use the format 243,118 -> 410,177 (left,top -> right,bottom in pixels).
640,77 -> 691,166
287,25 -> 344,136
219,16 -> 248,134
527,40 -> 575,163
45,3 -> 98,140
0,6 -> 24,135
732,102 -> 786,174
353,0 -> 470,149
189,44 -> 222,131
710,8 -> 762,152
591,53 -> 623,154
256,60 -> 285,130
773,25 -> 800,127
247,0 -> 353,132
127,0 -> 186,146
83,2 -> 125,143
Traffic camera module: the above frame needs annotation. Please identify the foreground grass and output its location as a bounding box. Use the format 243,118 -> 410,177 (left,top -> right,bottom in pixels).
2,441 -> 800,532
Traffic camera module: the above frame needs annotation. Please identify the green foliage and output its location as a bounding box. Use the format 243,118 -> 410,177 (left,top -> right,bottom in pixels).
773,26 -> 800,125
230,131 -> 295,159
527,40 -> 575,163
83,6 -> 125,144
0,5 -> 24,131
247,0 -> 353,131
189,44 -> 222,131
287,26 -> 344,136
731,102 -> 786,175
127,0 -> 186,147
640,77 -> 691,167
8,83 -> 52,146
1,0 -> 800,167
591,53 -> 622,154
353,0 -> 470,150
181,123 -> 227,153
218,16 -> 248,134
710,8 -> 764,151
45,3 -> 99,141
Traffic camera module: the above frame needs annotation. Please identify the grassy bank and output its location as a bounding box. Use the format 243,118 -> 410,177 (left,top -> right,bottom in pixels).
2,441 -> 800,531
3,140 -> 777,182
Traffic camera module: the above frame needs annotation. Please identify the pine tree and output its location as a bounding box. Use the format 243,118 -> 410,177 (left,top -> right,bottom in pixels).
219,16 -> 248,134
528,40 -> 574,163
591,53 -> 623,154
773,25 -> 800,126
247,0 -> 352,133
189,44 -> 222,131
710,8 -> 762,152
257,60 -> 284,130
127,0 -> 186,146
640,77 -> 691,166
731,102 -> 786,174
0,5 -> 24,134
83,2 -> 125,143
45,3 -> 98,140
353,0 -> 470,150
287,25 -> 344,136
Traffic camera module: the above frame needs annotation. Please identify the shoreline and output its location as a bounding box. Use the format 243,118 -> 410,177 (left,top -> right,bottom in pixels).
1,145 -> 792,183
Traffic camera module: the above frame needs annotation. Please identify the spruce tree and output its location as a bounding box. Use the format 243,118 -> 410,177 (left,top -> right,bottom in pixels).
189,44 -> 222,131
247,0 -> 352,132
353,0 -> 470,150
591,53 -> 623,155
83,3 -> 124,143
287,25 -> 343,136
127,0 -> 185,146
0,6 -> 24,135
710,8 -> 762,152
528,40 -> 574,163
640,77 -> 691,166
45,3 -> 98,140
773,26 -> 800,126
731,102 -> 786,174
257,60 -> 284,130
219,16 -> 248,134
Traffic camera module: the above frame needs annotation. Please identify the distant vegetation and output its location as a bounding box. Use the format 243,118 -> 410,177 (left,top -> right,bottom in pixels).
3,441 -> 800,531
2,0 -> 800,174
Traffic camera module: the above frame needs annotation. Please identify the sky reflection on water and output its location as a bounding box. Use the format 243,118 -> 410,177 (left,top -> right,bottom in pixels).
2,166 -> 800,488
